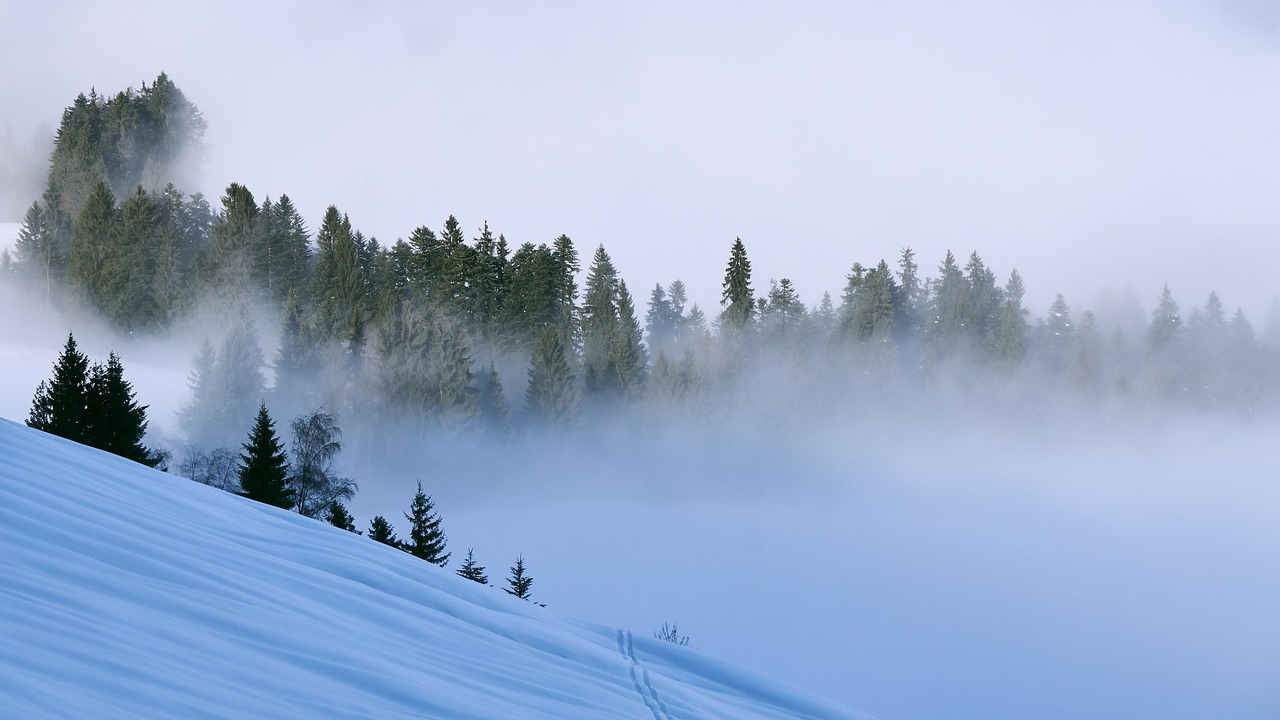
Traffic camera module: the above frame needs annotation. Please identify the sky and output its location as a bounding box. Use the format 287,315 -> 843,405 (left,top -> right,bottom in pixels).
2,0 -> 1280,321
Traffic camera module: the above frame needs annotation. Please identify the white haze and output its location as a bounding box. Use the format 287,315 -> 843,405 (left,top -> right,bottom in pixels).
2,2 -> 1280,719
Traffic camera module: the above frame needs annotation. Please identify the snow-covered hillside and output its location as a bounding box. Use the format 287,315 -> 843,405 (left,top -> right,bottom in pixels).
0,419 -> 869,720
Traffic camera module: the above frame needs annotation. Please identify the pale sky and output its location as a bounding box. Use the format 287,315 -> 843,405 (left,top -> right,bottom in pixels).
3,0 -> 1280,321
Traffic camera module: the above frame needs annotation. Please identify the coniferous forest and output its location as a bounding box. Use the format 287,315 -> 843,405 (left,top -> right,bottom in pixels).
5,75 -> 1278,511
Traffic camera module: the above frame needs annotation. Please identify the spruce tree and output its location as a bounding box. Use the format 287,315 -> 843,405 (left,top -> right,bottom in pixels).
456,548 -> 488,584
237,402 -> 291,508
403,481 -> 450,566
720,237 -> 754,330
525,325 -> 579,426
328,501 -> 359,533
504,555 -> 533,600
581,244 -> 620,394
85,352 -> 158,466
368,515 -> 400,548
28,332 -> 91,442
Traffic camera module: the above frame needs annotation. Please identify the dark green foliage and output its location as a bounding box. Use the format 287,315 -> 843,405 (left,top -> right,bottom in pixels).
257,194 -> 311,304
85,352 -> 158,466
43,75 -> 205,230
288,411 -> 356,518
237,402 -> 291,509
456,548 -> 488,584
328,501 -> 359,533
720,237 -> 754,330
368,515 -> 400,548
313,206 -> 368,347
68,181 -> 117,310
612,280 -> 648,400
525,325 -> 579,426
28,334 -> 158,466
581,244 -> 620,394
504,555 -> 533,600
403,481 -> 449,566
28,333 -> 92,441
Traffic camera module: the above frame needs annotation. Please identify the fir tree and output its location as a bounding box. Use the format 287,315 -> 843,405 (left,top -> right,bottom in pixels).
85,352 -> 158,466
525,325 -> 579,426
403,481 -> 450,566
504,555 -> 533,600
1147,284 -> 1182,352
28,332 -> 91,442
327,501 -> 359,533
368,515 -> 400,548
456,548 -> 488,584
720,237 -> 754,330
237,402 -> 291,509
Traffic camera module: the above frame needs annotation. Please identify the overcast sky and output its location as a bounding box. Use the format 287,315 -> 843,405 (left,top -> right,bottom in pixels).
3,0 -> 1280,321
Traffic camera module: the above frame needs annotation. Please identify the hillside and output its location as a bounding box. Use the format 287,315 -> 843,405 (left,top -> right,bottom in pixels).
0,419 -> 869,719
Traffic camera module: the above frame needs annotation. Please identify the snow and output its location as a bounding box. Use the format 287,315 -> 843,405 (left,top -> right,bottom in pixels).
0,419 -> 870,720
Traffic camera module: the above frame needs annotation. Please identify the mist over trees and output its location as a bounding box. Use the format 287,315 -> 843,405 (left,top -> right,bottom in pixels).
6,74 -> 1280,477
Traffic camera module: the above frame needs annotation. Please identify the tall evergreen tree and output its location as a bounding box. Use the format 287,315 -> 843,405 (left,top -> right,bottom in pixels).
525,325 -> 579,426
85,352 -> 158,466
581,244 -> 620,394
403,481 -> 450,566
14,201 -> 64,312
720,237 -> 754,330
68,180 -> 117,310
1147,284 -> 1182,352
27,332 -> 92,442
237,402 -> 292,509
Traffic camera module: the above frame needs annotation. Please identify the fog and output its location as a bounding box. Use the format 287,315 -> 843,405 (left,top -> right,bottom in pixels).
3,2 -> 1280,718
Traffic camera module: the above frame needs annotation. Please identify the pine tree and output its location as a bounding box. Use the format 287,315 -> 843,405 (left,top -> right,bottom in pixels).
456,548 -> 488,584
368,515 -> 400,548
525,325 -> 579,426
581,244 -> 620,394
504,555 -> 533,600
237,402 -> 291,509
14,201 -> 64,312
403,481 -> 450,566
992,269 -> 1028,367
720,237 -> 754,330
328,501 -> 359,533
85,352 -> 158,466
68,180 -> 117,310
1147,284 -> 1181,352
476,362 -> 511,435
611,279 -> 648,400
28,332 -> 91,442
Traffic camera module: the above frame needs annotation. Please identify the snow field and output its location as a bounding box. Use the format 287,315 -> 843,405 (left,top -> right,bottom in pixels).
0,419 -> 867,719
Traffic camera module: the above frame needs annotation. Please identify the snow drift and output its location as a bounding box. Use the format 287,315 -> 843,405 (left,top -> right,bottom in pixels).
0,419 -> 869,719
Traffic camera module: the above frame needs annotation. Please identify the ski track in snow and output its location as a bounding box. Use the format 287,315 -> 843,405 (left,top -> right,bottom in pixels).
619,629 -> 670,720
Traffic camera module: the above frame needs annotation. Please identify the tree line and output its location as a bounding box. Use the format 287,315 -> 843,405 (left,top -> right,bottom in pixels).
5,74 -> 1277,453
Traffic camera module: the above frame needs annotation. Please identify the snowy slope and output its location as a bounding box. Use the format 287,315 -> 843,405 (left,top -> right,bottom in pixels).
0,419 -> 870,720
